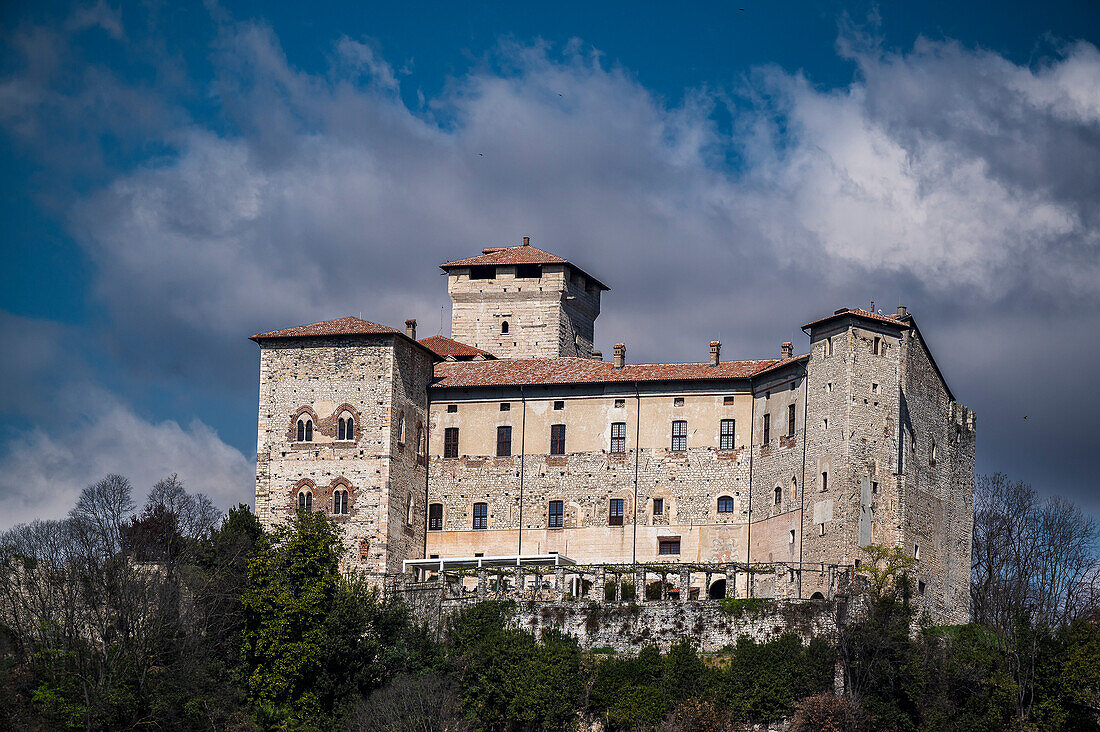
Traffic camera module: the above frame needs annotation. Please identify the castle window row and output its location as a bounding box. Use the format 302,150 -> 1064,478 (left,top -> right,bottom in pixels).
425,495 -> 740,530
292,408 -> 359,444
437,411 -> 807,457
296,487 -> 350,515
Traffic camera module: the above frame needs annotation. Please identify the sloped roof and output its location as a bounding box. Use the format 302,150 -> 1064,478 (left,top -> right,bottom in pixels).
418,335 -> 496,360
432,355 -> 804,388
802,308 -> 910,332
440,243 -> 610,290
250,316 -> 399,341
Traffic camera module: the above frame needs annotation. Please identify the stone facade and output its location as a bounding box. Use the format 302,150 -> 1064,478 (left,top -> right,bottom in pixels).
252,330 -> 435,576
252,244 -> 975,624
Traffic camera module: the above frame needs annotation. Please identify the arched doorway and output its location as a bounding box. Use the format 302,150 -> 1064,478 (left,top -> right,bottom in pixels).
708,579 -> 727,599
809,591 -> 825,600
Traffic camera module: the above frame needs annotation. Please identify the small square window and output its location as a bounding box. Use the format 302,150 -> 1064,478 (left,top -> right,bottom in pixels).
871,383 -> 879,394
500,402 -> 511,411
553,400 -> 565,410
723,396 -> 736,405
614,399 -> 626,408
673,397 -> 684,407
918,581 -> 926,595
446,404 -> 458,413
658,538 -> 680,555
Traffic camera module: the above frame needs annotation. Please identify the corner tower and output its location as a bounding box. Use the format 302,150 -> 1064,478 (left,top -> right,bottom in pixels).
441,238 -> 608,359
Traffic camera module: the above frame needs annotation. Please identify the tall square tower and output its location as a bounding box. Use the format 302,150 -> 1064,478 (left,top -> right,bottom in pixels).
441,238 -> 608,359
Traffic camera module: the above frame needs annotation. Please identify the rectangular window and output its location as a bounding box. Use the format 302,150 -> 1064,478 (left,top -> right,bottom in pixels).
446,404 -> 457,413
658,537 -> 680,555
720,419 -> 736,450
763,414 -> 771,445
609,498 -> 624,526
821,471 -> 828,492
443,427 -> 459,458
914,544 -> 920,561
428,503 -> 443,531
515,263 -> 542,279
496,425 -> 512,457
472,502 -> 487,530
873,336 -> 882,355
610,422 -> 626,453
550,424 -> 566,455
671,420 -> 687,451
918,580 -> 926,595
548,500 -> 563,528
788,404 -> 796,438
789,529 -> 796,544
652,498 -> 664,516
553,400 -> 565,410
872,481 -> 879,495
614,399 -> 625,408
500,402 -> 511,411
469,265 -> 496,280
723,396 -> 736,405
673,397 -> 684,407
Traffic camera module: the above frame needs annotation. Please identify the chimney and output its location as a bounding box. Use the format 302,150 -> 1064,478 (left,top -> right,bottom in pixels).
781,341 -> 793,359
522,236 -> 530,246
592,349 -> 603,361
896,305 -> 908,318
613,343 -> 626,368
405,319 -> 417,340
709,340 -> 721,366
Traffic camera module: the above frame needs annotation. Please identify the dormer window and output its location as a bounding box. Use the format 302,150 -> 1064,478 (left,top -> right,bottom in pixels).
338,415 -> 354,441
297,418 -> 313,442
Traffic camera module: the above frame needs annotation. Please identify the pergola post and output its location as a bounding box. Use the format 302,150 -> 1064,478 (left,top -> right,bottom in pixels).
554,567 -> 565,602
679,570 -> 691,602
635,567 -> 647,604
514,566 -> 525,600
595,567 -> 607,601
725,565 -> 736,599
614,573 -> 622,602
477,568 -> 488,600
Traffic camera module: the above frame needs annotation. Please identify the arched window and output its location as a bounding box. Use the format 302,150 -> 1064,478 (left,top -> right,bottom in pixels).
717,495 -> 735,513
930,438 -> 937,465
297,417 -> 313,442
338,416 -> 355,441
774,486 -> 782,505
791,476 -> 798,500
333,489 -> 348,515
298,489 -> 313,511
501,320 -> 509,334
406,496 -> 414,526
397,411 -> 405,444
416,422 -> 425,456
297,419 -> 305,442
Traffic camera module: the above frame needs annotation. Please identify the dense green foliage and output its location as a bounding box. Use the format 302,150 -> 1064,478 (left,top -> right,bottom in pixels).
1,472 -> 1098,730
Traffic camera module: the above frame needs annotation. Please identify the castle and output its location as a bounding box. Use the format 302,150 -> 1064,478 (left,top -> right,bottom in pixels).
252,238 -> 975,624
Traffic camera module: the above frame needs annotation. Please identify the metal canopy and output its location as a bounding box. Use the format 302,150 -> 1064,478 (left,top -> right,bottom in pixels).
403,553 -> 576,573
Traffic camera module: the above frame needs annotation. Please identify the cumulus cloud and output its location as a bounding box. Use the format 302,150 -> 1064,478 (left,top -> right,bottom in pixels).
0,313 -> 252,528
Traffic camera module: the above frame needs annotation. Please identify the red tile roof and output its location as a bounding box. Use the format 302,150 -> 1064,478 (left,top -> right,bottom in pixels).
432,355 -> 806,388
250,316 -> 399,341
418,335 -> 496,359
440,243 -> 610,290
802,308 -> 910,331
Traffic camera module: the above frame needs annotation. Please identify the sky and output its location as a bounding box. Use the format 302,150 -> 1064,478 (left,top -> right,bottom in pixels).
1,0 -> 1099,526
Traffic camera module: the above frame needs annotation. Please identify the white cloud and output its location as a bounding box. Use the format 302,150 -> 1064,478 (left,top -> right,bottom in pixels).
0,390 -> 252,529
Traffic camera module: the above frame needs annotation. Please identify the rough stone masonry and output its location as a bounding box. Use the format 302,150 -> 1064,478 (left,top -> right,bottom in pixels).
251,237 -> 975,625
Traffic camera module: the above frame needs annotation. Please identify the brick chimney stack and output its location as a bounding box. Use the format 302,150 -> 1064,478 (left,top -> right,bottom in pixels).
405,319 -> 417,340
613,343 -> 626,368
522,236 -> 530,246
709,340 -> 721,366
896,305 -> 908,318
781,341 -> 793,359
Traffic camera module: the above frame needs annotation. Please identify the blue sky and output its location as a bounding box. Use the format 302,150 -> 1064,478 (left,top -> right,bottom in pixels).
1,1 -> 1099,524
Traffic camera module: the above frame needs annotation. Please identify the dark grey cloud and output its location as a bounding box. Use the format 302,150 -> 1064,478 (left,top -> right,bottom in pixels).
2,14 -> 1099,518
